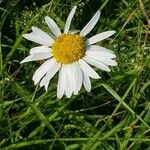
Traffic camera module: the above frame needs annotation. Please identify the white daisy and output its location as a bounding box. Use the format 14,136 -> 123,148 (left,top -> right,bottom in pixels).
21,6 -> 117,98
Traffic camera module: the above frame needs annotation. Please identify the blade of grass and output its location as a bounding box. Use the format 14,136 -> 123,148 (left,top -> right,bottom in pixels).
101,83 -> 150,129
11,81 -> 57,135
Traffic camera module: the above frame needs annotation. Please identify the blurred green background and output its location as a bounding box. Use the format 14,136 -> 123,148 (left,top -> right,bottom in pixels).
0,0 -> 150,149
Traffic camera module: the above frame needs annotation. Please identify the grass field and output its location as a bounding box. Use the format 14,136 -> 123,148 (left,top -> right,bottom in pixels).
0,0 -> 150,149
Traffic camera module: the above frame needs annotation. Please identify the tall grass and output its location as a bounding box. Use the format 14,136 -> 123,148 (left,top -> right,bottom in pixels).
0,0 -> 150,149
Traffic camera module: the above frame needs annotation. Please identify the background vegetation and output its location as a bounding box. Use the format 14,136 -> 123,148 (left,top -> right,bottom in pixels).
0,0 -> 150,149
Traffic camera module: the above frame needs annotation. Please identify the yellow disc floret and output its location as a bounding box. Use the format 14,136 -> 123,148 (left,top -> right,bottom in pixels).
52,34 -> 85,64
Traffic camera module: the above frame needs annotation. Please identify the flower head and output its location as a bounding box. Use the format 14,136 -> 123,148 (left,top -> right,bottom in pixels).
21,6 -> 117,98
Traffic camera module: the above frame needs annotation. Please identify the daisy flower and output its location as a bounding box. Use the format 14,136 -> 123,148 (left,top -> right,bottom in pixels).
21,6 -> 117,98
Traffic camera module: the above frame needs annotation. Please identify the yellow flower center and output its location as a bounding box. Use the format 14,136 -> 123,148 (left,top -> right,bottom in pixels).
52,34 -> 86,64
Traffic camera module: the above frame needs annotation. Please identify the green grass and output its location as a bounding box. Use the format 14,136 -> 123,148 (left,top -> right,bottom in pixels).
0,0 -> 150,149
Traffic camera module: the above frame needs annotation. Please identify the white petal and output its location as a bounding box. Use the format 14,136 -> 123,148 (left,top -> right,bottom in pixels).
100,59 -> 117,66
65,62 -> 82,95
65,63 -> 77,94
32,58 -> 55,85
83,57 -> 110,72
83,73 -> 91,92
20,53 -> 52,64
30,46 -> 52,54
57,66 -> 66,99
79,59 -> 100,79
108,60 -> 117,66
64,6 -> 77,34
86,49 -> 116,59
86,45 -> 115,54
65,72 -> 72,98
23,26 -> 54,46
86,31 -> 116,45
85,54 -> 117,66
40,62 -> 61,89
74,62 -> 83,94
48,33 -> 56,39
44,82 -> 49,91
69,30 -> 80,34
80,11 -> 101,37
44,62 -> 61,91
45,16 -> 61,37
